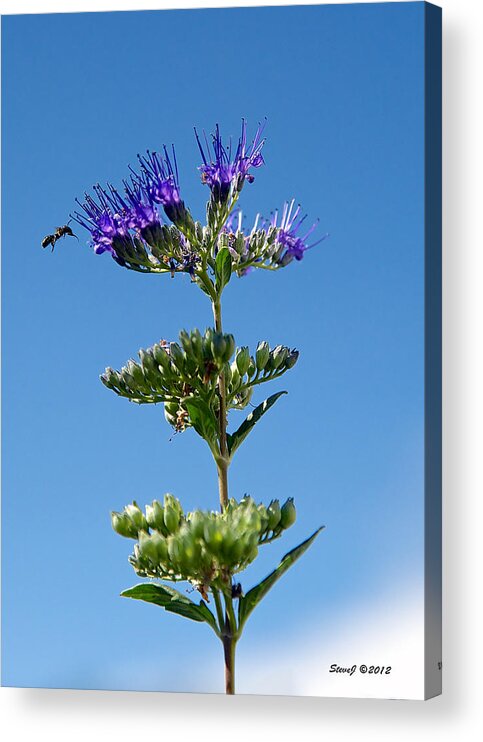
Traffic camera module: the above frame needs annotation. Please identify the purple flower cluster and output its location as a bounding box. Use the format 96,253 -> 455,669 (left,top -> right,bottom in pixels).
219,201 -> 326,274
195,119 -> 266,203
73,147 -> 192,268
73,184 -> 146,258
269,200 -> 327,266
71,120 -> 325,276
133,146 -> 190,226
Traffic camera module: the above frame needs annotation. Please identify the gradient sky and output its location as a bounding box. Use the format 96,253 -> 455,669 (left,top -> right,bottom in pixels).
2,2 -> 426,693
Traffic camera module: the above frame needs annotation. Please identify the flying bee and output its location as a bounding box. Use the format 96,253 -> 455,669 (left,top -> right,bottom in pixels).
41,222 -> 78,252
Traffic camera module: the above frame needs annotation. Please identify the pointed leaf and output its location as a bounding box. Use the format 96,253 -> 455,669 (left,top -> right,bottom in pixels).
121,583 -> 219,634
238,527 -> 324,630
227,391 -> 287,457
215,247 -> 232,292
184,397 -> 218,442
197,279 -> 213,298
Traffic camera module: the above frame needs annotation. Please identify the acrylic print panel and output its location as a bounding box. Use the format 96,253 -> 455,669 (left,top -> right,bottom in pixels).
1,2 -> 441,699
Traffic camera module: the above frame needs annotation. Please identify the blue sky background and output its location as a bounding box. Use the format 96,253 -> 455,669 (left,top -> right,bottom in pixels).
2,2 -> 425,693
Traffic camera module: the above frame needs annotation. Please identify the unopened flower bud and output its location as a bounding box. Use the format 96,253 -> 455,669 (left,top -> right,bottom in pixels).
190,329 -> 204,362
218,232 -> 229,249
203,520 -> 224,556
235,232 -> 246,254
211,333 -> 227,363
163,494 -> 183,534
256,341 -> 270,371
272,345 -> 289,369
247,356 -> 257,377
169,342 -> 185,371
153,344 -> 171,369
284,350 -> 299,369
230,365 -> 241,389
267,499 -> 281,530
139,349 -> 156,373
223,334 -> 235,362
195,221 -> 204,243
257,504 -> 270,533
138,531 -> 159,564
124,502 -> 149,532
202,328 -> 215,360
103,367 -> 118,386
246,545 -> 259,564
280,497 -> 296,529
120,370 -> 136,391
179,330 -> 192,354
145,500 -> 165,532
101,371 -> 116,390
235,346 -> 250,376
167,535 -> 181,564
111,511 -> 138,539
188,510 -> 206,539
151,530 -> 169,563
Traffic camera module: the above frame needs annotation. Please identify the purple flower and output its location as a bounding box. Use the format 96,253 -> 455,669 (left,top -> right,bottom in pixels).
269,200 -> 327,265
195,119 -> 266,203
122,179 -> 161,231
73,182 -> 166,271
131,147 -> 192,230
73,184 -> 131,256
134,147 -> 181,209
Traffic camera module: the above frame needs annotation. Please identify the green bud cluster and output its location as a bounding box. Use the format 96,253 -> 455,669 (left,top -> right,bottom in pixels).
111,494 -> 297,593
227,342 -> 299,409
108,234 -> 161,274
250,496 -> 297,543
109,221 -> 201,275
111,501 -> 149,538
101,331 -> 299,433
217,225 -> 294,276
100,328 -> 235,411
139,222 -> 197,268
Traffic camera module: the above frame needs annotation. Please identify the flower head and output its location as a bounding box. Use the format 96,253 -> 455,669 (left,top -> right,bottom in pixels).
122,178 -> 161,231
195,119 -> 266,203
72,180 -> 192,274
73,184 -> 131,257
269,200 -> 327,266
134,147 -> 181,210
131,146 -> 194,232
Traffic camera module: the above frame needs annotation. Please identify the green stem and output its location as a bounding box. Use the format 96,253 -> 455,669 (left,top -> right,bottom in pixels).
222,592 -> 238,695
223,634 -> 236,695
225,591 -> 238,638
210,195 -> 240,253
213,296 -> 229,510
212,588 -> 225,634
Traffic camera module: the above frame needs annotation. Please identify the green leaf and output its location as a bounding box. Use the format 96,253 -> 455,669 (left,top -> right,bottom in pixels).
121,583 -> 219,634
197,278 -> 214,298
184,397 -> 218,442
227,391 -> 287,457
238,527 -> 324,631
215,247 -> 232,292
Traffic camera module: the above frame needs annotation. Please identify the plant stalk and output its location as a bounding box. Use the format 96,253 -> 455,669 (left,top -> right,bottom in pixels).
213,296 -> 229,510
223,634 -> 236,695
